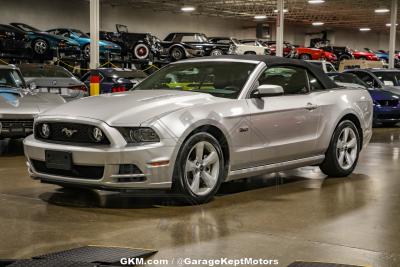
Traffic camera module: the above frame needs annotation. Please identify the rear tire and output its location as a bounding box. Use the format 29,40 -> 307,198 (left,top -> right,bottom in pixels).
170,47 -> 185,61
133,43 -> 150,59
32,38 -> 49,56
320,120 -> 360,177
299,54 -> 311,60
172,132 -> 225,204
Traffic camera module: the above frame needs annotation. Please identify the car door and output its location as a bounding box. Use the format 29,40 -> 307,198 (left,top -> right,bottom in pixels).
246,65 -> 322,166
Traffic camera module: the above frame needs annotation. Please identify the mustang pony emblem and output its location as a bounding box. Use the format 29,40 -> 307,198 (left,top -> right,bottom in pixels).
61,128 -> 78,137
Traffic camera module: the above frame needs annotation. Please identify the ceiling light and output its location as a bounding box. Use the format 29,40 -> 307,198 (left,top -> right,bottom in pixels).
375,8 -> 390,13
360,28 -> 371,31
312,22 -> 324,26
273,9 -> 288,13
254,15 -> 267,19
386,23 -> 398,27
181,6 -> 195,12
308,0 -> 325,4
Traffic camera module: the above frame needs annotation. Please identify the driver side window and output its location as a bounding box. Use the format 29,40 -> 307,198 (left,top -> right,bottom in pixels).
258,66 -> 309,95
351,72 -> 380,88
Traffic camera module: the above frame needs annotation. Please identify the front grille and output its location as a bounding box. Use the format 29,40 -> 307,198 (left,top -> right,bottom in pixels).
0,119 -> 34,137
31,159 -> 104,180
376,100 -> 399,107
377,113 -> 400,120
35,122 -> 110,144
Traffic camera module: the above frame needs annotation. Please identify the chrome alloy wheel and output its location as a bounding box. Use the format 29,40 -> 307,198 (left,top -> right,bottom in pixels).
336,127 -> 358,170
185,141 -> 220,196
34,40 -> 48,54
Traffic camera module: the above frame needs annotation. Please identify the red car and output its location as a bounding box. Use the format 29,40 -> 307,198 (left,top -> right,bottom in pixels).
352,50 -> 379,61
296,47 -> 325,60
263,41 -> 294,57
322,50 -> 337,63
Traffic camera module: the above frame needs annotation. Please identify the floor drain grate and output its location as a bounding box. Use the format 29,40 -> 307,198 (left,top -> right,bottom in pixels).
1,246 -> 157,267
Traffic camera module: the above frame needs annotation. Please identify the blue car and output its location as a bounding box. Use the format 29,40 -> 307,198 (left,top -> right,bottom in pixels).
364,48 -> 389,63
328,72 -> 400,127
47,28 -> 121,60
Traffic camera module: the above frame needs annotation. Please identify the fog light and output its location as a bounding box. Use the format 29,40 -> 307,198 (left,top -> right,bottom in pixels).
119,164 -> 142,174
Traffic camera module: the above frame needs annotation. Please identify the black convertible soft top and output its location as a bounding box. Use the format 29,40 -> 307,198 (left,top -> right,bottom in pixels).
186,55 -> 339,89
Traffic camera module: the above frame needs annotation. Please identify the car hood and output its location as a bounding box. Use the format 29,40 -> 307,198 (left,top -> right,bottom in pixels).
24,77 -> 83,87
367,88 -> 400,101
39,89 -> 224,126
0,88 -> 65,116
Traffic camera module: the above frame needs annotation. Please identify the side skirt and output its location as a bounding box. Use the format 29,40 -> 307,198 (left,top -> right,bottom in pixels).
226,155 -> 325,181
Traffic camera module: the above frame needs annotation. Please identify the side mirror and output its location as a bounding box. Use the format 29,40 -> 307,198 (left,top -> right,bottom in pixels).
251,84 -> 284,98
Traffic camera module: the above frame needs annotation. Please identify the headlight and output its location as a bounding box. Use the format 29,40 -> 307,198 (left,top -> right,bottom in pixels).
118,127 -> 160,143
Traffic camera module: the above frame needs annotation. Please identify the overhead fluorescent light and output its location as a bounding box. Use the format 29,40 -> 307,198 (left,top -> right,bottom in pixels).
181,6 -> 195,12
386,23 -> 398,27
273,9 -> 288,13
375,8 -> 390,13
308,0 -> 325,4
360,28 -> 371,31
254,15 -> 267,19
312,22 -> 324,26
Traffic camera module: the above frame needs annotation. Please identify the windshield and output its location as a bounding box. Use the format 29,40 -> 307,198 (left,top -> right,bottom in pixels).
328,73 -> 368,88
19,65 -> 73,78
72,29 -> 89,38
0,69 -> 25,88
373,71 -> 400,86
15,23 -> 40,32
134,62 -> 256,99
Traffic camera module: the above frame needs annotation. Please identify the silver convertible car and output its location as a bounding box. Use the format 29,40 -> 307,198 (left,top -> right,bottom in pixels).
24,56 -> 373,203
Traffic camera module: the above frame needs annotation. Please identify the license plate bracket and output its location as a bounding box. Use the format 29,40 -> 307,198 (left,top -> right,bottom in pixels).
45,150 -> 72,170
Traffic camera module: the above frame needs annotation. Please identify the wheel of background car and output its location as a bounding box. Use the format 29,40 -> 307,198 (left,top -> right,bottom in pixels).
210,49 -> 223,56
244,51 -> 256,55
172,132 -> 225,204
133,43 -> 149,59
32,39 -> 49,55
299,54 -> 311,60
83,44 -> 90,59
319,120 -> 360,177
170,47 -> 185,61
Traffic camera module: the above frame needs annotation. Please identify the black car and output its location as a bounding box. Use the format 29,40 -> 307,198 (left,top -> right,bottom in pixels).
321,46 -> 354,61
81,68 -> 147,94
99,24 -> 164,61
0,24 -> 30,58
161,32 -> 226,61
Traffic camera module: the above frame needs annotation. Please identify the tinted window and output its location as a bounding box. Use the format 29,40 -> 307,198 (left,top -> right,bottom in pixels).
0,69 -> 25,88
349,71 -> 380,88
258,66 -> 309,95
19,65 -> 73,78
135,62 -> 256,99
307,72 -> 324,91
326,63 -> 336,73
328,73 -> 368,88
373,71 -> 400,86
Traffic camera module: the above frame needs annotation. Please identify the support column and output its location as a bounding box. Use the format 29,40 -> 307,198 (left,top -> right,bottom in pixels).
389,0 -> 398,69
90,0 -> 100,69
276,0 -> 284,57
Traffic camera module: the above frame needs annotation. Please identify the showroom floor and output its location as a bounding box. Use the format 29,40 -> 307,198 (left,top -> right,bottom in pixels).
0,128 -> 400,266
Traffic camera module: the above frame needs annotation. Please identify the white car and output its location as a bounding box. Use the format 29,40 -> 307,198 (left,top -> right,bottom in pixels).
228,38 -> 268,55
306,60 -> 337,73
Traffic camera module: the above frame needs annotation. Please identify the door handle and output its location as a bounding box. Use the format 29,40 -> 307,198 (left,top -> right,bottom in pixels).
305,102 -> 318,111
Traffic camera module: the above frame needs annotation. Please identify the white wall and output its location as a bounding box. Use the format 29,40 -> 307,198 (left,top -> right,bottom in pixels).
0,0 -> 398,50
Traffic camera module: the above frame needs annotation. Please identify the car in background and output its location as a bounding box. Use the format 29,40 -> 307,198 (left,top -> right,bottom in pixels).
306,60 -> 337,73
18,63 -> 87,101
321,46 -> 354,61
230,38 -> 269,55
0,64 -> 65,139
344,69 -> 400,95
364,48 -> 388,63
207,37 -> 233,55
99,24 -> 164,61
24,55 -> 372,203
351,49 -> 379,61
328,72 -> 400,127
0,24 -> 30,59
161,32 -> 226,61
81,68 -> 147,94
9,23 -> 80,59
295,47 -> 325,60
262,41 -> 296,57
47,28 -> 121,60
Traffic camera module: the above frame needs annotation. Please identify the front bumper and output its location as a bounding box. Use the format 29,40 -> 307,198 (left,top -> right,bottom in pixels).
23,119 -> 176,190
0,118 -> 34,139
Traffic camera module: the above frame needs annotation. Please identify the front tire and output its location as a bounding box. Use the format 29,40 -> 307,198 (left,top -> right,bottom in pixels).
299,54 -> 311,60
172,132 -> 225,204
32,39 -> 49,55
170,47 -> 185,61
320,120 -> 360,177
210,48 -> 223,56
